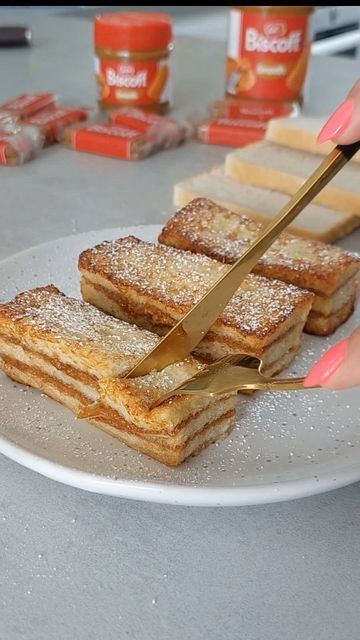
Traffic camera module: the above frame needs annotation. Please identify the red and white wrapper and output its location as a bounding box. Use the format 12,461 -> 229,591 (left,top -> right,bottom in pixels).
210,98 -> 299,120
64,122 -> 156,161
196,116 -> 266,147
0,92 -> 57,120
25,106 -> 92,144
109,107 -> 194,149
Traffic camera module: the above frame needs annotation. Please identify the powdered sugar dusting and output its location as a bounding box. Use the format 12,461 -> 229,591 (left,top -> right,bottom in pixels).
112,358 -> 207,407
1,286 -> 159,362
161,198 -> 360,291
81,236 -> 313,337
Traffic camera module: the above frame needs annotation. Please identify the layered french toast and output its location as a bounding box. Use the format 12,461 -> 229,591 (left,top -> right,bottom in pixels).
158,198 -> 360,336
0,286 -> 236,466
78,236 -> 314,376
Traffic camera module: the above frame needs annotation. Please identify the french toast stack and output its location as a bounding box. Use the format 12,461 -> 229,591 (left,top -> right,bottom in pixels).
158,199 -> 360,336
78,236 -> 314,376
0,286 -> 236,466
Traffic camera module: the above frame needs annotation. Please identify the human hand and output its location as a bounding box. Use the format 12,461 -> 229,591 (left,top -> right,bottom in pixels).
304,328 -> 360,389
304,82 -> 360,390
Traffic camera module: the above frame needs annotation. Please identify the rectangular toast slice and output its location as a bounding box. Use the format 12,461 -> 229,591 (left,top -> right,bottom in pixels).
173,170 -> 359,243
0,286 -> 236,466
266,115 -> 360,162
78,236 -> 314,375
225,141 -> 360,216
158,198 -> 360,335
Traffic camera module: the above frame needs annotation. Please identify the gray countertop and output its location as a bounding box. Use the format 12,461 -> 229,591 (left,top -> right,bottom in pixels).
1,10 -> 360,640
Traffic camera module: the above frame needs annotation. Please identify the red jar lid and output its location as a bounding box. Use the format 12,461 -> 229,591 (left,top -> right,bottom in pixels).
95,12 -> 173,52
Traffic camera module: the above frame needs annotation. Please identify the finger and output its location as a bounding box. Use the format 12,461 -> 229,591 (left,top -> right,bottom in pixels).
335,80 -> 360,144
317,80 -> 360,145
304,327 -> 360,390
324,327 -> 360,390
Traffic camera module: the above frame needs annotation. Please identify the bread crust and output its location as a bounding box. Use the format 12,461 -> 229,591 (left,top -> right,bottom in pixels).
159,198 -> 360,296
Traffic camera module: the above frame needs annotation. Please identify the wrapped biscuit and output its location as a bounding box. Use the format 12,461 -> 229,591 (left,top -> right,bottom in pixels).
109,106 -> 192,149
196,117 -> 266,147
63,122 -> 156,160
0,122 -> 44,166
210,98 -> 298,120
25,106 -> 91,144
0,92 -> 57,120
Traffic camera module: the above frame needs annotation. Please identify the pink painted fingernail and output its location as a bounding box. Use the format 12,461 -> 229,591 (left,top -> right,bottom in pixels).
317,99 -> 355,144
304,339 -> 348,387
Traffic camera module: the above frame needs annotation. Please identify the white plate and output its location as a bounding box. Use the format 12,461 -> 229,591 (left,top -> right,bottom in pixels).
0,225 -> 359,507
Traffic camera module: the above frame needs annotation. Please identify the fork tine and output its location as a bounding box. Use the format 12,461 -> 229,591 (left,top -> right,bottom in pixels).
152,360 -> 317,407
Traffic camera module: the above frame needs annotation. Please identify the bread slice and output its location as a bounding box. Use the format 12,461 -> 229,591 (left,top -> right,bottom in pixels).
173,170 -> 359,243
79,236 -> 314,375
0,286 -> 236,466
225,141 -> 360,215
266,115 -> 360,162
159,198 -> 360,335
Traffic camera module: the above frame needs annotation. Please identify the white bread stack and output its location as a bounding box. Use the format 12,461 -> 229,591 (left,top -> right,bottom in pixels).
173,115 -> 360,243
225,140 -> 360,216
173,168 -> 359,243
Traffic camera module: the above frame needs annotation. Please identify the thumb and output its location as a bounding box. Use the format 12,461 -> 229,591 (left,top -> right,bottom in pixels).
318,80 -> 360,145
304,327 -> 360,390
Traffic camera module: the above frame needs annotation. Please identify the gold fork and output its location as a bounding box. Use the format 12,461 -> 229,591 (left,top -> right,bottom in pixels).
153,354 -> 317,406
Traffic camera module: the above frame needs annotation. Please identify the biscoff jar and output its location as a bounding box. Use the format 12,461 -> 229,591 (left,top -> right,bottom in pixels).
94,12 -> 173,113
226,6 -> 314,103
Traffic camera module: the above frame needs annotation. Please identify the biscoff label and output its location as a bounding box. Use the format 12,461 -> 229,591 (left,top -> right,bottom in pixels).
95,57 -> 172,107
212,117 -> 267,130
71,124 -> 145,160
110,108 -> 171,132
210,98 -> 298,120
198,117 -> 265,147
226,9 -> 311,100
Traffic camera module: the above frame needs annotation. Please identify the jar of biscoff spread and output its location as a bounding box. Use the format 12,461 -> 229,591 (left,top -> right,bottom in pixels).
94,12 -> 173,113
226,6 -> 314,103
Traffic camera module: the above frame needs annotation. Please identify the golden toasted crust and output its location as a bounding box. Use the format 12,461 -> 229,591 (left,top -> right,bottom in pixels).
159,198 -> 360,296
97,361 -> 236,435
0,285 -> 160,378
305,295 -> 356,336
93,410 -> 235,466
2,358 -> 236,466
79,236 -> 314,351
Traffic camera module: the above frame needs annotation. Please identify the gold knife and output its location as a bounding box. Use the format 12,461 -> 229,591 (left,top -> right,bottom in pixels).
127,141 -> 360,378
